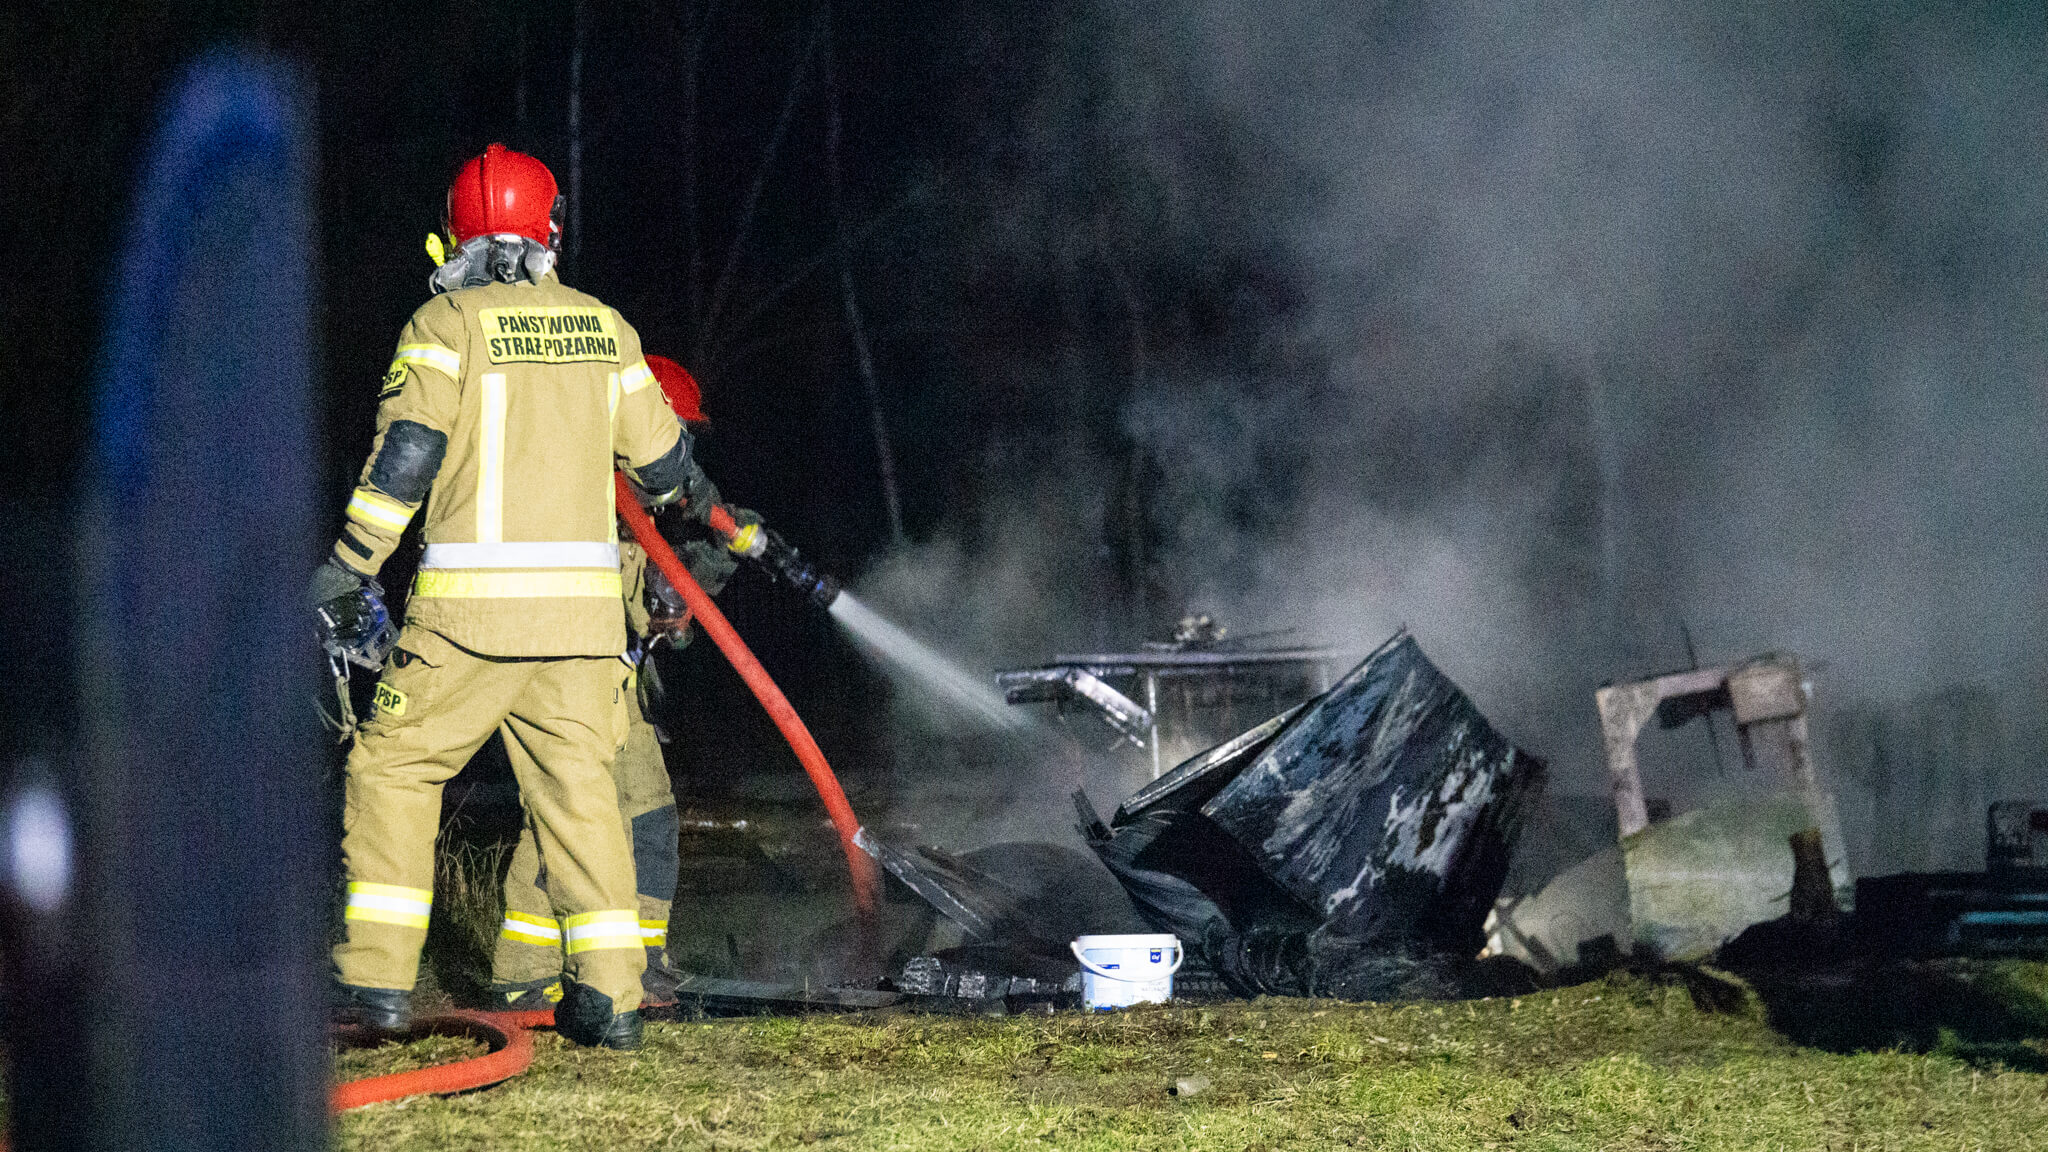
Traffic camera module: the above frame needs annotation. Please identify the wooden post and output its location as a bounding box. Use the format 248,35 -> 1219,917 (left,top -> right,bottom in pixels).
1595,681 -> 1660,837
1788,827 -> 1841,920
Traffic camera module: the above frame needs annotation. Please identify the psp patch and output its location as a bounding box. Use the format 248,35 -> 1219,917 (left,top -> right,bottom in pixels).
378,362 -> 407,398
478,306 -> 620,364
374,682 -> 408,716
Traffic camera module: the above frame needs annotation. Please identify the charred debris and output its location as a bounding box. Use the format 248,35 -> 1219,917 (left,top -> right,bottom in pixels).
1489,653 -> 2048,1004
654,621 -> 2048,1024
995,614 -> 1334,777
664,630 -> 2048,1024
862,631 -> 1550,1009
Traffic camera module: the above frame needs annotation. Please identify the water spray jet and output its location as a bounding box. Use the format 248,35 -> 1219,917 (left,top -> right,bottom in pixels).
826,593 -> 1024,733
703,504 -> 1022,734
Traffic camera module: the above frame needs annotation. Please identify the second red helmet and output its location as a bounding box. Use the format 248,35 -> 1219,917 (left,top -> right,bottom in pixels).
645,354 -> 708,424
446,143 -> 561,248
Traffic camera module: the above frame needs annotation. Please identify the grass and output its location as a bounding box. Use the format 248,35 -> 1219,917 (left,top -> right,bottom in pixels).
336,1032 -> 490,1082
422,833 -> 512,1006
334,965 -> 2048,1151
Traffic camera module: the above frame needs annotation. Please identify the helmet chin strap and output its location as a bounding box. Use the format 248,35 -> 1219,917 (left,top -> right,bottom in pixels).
428,233 -> 556,294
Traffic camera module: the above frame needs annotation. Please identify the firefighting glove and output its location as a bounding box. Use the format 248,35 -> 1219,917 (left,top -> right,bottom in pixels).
678,468 -> 720,520
310,559 -> 398,671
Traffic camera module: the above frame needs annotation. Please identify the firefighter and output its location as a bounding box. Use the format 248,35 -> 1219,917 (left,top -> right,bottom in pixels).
489,355 -> 760,1010
315,144 -> 692,1050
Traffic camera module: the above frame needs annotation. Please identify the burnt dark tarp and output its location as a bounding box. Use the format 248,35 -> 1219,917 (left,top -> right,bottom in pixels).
1203,632 -> 1541,948
856,835 -> 1148,1008
856,835 -> 1146,952
1085,632 -> 1546,997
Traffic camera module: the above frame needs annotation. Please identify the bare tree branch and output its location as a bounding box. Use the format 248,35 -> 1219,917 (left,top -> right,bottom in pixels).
703,191 -> 922,375
700,14 -> 825,352
822,0 -> 905,543
568,0 -> 585,267
680,0 -> 721,356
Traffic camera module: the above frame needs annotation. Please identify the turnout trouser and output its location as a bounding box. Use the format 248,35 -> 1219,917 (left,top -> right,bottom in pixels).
333,624 -> 647,1014
492,697 -> 679,992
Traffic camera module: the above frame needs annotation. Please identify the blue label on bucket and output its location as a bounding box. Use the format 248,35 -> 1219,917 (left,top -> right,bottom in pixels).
1150,950 -> 1161,962
1103,963 -> 1118,969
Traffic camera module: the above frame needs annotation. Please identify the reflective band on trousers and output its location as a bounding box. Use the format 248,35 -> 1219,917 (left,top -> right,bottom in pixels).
562,909 -> 643,954
411,569 -> 624,599
394,342 -> 462,379
500,910 -> 561,947
420,541 -> 620,569
346,487 -> 415,533
640,919 -> 667,942
344,882 -> 432,929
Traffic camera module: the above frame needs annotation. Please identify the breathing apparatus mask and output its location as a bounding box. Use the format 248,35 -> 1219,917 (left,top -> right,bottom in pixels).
425,193 -> 566,294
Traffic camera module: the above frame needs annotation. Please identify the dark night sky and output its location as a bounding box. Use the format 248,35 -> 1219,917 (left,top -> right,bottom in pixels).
2,0 -> 1045,527
0,0 -> 1255,796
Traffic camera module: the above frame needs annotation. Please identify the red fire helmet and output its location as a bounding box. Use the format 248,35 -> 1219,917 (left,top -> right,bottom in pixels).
445,143 -> 560,248
645,354 -> 708,424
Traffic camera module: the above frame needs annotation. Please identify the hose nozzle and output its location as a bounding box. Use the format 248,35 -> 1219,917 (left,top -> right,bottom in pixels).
759,529 -> 842,609
710,506 -> 841,609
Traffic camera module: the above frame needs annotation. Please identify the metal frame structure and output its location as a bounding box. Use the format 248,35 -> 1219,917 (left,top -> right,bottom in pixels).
1594,654 -> 1847,879
1000,647 -> 1332,777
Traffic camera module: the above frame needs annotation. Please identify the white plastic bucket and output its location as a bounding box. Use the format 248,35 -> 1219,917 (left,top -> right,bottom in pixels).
1070,933 -> 1183,1010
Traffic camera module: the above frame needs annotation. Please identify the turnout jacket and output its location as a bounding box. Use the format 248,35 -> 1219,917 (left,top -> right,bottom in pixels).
330,272 -> 688,657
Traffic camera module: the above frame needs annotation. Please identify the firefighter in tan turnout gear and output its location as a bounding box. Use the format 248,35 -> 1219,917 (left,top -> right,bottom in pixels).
490,355 -> 756,1010
315,144 -> 692,1050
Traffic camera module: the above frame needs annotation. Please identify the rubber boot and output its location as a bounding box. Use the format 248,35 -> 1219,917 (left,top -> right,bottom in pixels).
489,976 -> 563,1012
556,980 -> 644,1051
333,983 -> 411,1032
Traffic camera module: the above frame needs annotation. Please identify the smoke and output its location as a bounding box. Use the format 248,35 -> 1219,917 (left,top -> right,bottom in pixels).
1150,0 -> 2048,786
860,0 -> 2048,839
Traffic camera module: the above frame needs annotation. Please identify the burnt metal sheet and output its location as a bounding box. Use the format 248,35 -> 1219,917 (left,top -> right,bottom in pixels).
996,667 -> 1153,746
1113,704 -> 1304,826
1077,632 -> 1544,996
1061,669 -> 1153,745
996,667 -> 1072,704
854,827 -> 998,941
1084,801 -> 1318,958
1200,632 -> 1545,950
1044,648 -> 1334,670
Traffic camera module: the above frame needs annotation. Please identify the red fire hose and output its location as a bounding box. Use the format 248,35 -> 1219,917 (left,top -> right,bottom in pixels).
614,472 -> 883,920
332,1010 -> 550,1110
706,503 -> 744,538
